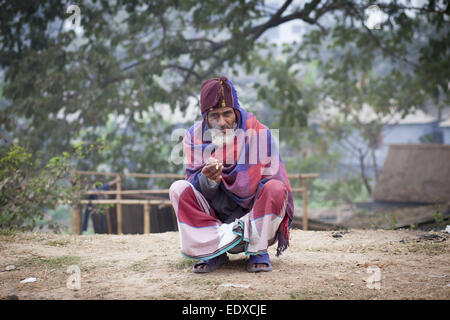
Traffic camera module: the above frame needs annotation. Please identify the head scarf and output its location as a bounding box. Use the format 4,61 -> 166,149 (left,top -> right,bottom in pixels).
183,77 -> 294,256
200,76 -> 234,115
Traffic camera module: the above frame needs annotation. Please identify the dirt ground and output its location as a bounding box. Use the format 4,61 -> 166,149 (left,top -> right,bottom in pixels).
1,228 -> 449,300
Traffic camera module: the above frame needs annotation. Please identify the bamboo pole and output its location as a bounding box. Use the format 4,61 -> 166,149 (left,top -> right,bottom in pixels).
73,170 -> 184,179
84,189 -> 171,195
124,172 -> 185,179
143,203 -> 150,234
85,187 -> 305,195
107,176 -> 121,186
117,176 -> 123,235
105,207 -> 112,234
288,173 -> 320,179
74,169 -> 319,181
300,173 -> 319,179
59,199 -> 172,205
71,205 -> 81,235
301,177 -> 308,231
73,170 -> 119,177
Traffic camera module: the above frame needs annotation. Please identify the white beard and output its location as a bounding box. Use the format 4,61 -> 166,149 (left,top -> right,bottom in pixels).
211,131 -> 235,147
210,123 -> 237,147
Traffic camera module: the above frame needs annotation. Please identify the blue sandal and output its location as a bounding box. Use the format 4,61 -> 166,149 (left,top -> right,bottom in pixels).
193,253 -> 229,273
247,253 -> 272,272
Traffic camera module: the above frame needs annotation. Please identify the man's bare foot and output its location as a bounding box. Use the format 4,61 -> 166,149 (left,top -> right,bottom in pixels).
247,253 -> 272,272
249,263 -> 269,269
194,264 -> 209,271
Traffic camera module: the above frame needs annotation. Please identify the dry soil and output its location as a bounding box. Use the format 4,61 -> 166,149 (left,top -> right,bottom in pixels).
0,228 -> 449,300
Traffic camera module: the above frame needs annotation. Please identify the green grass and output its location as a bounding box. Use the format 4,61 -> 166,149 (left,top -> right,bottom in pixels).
183,278 -> 222,287
288,288 -> 327,300
406,242 -> 447,256
220,290 -> 247,300
0,228 -> 17,236
17,255 -> 81,269
171,258 -> 199,270
45,239 -> 70,247
129,259 -> 151,273
293,178 -> 372,209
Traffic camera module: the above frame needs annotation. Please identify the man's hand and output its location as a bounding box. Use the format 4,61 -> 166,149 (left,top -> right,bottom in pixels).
202,158 -> 223,183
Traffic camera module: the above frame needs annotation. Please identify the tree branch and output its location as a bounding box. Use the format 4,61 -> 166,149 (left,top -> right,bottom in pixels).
346,2 -> 420,68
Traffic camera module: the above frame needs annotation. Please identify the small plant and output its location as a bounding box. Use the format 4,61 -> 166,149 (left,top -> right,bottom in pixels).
0,141 -> 104,232
17,255 -> 81,269
130,260 -> 151,273
389,212 -> 398,230
172,258 -> 198,270
433,203 -> 446,227
288,288 -> 326,300
375,211 -> 398,230
45,239 -> 70,247
220,290 -> 246,300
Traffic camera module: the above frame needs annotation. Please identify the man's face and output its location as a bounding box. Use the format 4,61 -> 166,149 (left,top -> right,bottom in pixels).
206,106 -> 237,147
206,106 -> 236,132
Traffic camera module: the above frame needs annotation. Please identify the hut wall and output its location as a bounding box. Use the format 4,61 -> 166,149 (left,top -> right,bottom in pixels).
372,144 -> 450,203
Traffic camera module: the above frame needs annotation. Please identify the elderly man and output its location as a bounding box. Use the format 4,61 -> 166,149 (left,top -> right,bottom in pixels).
169,76 -> 294,273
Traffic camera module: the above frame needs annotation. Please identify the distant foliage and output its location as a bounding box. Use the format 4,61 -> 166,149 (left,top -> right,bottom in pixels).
0,143 -> 90,231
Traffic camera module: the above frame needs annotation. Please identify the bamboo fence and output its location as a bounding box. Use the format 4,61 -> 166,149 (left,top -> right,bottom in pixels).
68,170 -> 318,235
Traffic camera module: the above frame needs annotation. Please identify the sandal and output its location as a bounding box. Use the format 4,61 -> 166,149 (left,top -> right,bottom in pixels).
193,253 -> 229,273
247,253 -> 272,272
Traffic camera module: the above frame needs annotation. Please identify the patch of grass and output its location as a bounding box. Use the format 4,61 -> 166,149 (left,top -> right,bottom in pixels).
220,290 -> 247,300
94,289 -> 112,299
305,247 -> 330,252
388,212 -> 398,230
183,278 -> 222,287
433,204 -> 448,227
171,258 -> 198,270
407,242 -> 447,256
288,288 -> 327,300
45,239 -> 70,247
129,259 -> 151,273
204,279 -> 222,286
17,255 -> 81,269
366,211 -> 400,230
160,292 -> 187,300
0,229 -> 17,237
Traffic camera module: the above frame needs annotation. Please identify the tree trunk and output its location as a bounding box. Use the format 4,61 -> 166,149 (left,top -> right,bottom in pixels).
370,144 -> 379,182
359,153 -> 372,196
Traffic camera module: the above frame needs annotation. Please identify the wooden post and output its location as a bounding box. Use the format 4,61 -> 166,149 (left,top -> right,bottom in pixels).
143,203 -> 150,234
170,207 -> 178,231
117,175 -> 123,234
301,177 -> 308,231
105,207 -> 112,234
72,205 -> 81,235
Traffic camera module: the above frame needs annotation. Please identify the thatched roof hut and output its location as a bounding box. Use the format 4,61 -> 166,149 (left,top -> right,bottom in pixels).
373,144 -> 450,203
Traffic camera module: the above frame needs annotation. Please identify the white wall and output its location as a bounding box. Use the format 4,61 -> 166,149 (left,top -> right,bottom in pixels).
442,127 -> 450,145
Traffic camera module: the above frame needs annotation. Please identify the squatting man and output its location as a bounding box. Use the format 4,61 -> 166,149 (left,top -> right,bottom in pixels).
169,76 -> 294,273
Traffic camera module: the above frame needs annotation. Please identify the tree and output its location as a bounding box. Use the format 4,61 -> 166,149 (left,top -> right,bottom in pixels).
0,0 -> 448,174
0,142 -> 88,231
